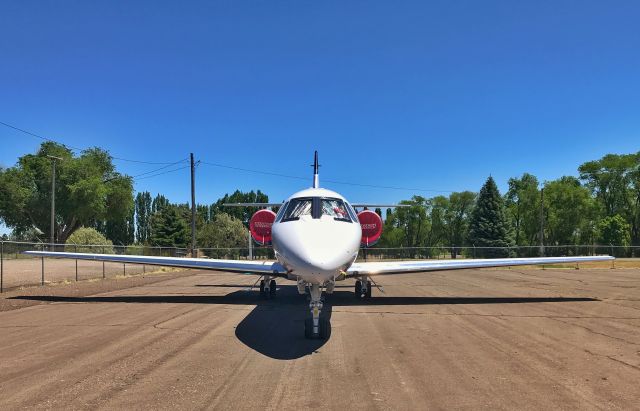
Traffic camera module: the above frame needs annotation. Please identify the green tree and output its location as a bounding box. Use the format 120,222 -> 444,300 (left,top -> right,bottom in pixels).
579,152 -> 640,250
443,191 -> 476,257
101,176 -> 135,245
66,227 -> 114,253
379,208 -> 405,248
543,176 -> 597,250
152,194 -> 169,214
197,204 -> 210,225
597,215 -> 630,251
597,215 -> 630,244
393,196 -> 429,250
198,213 -> 248,257
150,205 -> 189,247
135,191 -> 152,244
505,173 -> 540,247
210,190 -> 270,227
0,142 -> 133,244
468,176 -> 513,257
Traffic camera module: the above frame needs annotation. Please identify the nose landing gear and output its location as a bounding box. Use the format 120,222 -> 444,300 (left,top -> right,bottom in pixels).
304,283 -> 330,339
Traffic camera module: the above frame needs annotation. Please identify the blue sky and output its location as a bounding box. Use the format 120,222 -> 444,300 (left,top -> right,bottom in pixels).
1,1 -> 639,234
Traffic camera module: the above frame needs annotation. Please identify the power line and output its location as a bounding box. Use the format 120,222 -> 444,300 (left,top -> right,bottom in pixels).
129,158 -> 189,179
0,120 -> 182,165
133,164 -> 191,181
1,120 -> 454,192
200,161 -> 307,181
200,160 -> 453,193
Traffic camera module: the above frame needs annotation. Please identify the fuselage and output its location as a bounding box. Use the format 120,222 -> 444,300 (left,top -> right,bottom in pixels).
271,187 -> 362,284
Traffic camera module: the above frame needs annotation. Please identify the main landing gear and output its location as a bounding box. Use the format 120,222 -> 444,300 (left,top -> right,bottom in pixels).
355,278 -> 372,298
304,283 -> 330,339
259,276 -> 277,299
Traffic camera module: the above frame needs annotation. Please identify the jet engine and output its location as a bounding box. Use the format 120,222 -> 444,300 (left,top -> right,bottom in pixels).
249,209 -> 276,245
357,210 -> 383,247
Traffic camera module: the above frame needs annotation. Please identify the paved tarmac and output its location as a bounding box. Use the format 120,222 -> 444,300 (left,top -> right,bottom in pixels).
0,267 -> 639,410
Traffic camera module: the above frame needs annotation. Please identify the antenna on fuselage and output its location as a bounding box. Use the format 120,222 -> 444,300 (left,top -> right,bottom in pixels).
312,150 -> 320,188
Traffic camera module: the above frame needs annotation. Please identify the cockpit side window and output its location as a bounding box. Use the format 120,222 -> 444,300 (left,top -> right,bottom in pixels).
345,203 -> 359,222
275,201 -> 288,222
282,198 -> 312,221
321,198 -> 352,222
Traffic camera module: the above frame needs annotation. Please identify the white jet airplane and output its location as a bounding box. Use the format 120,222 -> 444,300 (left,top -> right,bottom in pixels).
26,152 -> 614,339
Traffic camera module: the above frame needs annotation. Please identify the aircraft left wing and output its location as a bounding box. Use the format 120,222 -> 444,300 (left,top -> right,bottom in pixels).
23,251 -> 287,277
347,255 -> 614,276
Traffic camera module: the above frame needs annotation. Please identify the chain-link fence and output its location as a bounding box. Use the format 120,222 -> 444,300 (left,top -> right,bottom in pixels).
359,245 -> 640,260
1,240 -> 636,292
0,241 -> 189,292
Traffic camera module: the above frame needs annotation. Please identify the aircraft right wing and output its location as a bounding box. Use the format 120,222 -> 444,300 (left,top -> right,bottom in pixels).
347,255 -> 614,276
23,251 -> 288,277
223,203 -> 283,207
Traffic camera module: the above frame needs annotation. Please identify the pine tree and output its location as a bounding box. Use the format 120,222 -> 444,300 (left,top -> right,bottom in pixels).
150,205 -> 189,247
468,176 -> 514,258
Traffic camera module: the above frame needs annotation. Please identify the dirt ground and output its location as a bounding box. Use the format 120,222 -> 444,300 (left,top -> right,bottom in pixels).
0,267 -> 639,410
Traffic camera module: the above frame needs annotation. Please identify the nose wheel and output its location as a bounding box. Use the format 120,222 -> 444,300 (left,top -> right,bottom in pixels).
355,279 -> 372,298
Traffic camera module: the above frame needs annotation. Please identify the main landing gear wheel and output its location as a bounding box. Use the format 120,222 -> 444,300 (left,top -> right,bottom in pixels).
355,280 -> 372,298
260,279 -> 277,299
269,279 -> 276,298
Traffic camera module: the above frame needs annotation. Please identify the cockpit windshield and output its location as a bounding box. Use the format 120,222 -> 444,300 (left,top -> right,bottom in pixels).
281,197 -> 353,222
321,198 -> 351,222
282,199 -> 312,221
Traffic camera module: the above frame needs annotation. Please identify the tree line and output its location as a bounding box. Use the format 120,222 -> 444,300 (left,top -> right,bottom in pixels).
1,142 -> 638,257
379,153 -> 639,257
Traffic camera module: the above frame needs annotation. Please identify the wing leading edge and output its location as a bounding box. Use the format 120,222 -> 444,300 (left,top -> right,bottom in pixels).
23,251 -> 287,276
347,255 -> 614,276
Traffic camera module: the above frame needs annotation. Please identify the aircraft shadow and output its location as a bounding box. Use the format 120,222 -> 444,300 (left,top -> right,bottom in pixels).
12,287 -> 597,360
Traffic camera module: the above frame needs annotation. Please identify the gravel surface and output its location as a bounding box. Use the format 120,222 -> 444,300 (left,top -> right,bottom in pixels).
0,267 -> 639,410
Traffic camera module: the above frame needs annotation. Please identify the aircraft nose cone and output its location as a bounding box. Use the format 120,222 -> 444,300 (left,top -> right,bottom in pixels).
272,219 -> 360,276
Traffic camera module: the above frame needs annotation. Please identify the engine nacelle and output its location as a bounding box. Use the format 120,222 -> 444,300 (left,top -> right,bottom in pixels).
357,210 -> 383,247
249,209 -> 276,245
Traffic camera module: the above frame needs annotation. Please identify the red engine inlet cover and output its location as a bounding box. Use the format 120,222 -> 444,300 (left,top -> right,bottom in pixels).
358,210 -> 383,247
250,209 -> 276,245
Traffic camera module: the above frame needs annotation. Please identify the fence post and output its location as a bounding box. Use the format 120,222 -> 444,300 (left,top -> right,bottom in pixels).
123,263 -> 126,277
41,256 -> 45,286
103,261 -> 105,279
75,244 -> 78,281
1,240 -> 4,293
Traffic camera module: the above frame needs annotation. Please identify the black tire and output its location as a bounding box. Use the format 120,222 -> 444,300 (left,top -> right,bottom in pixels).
365,281 -> 372,298
304,318 -> 314,339
355,280 -> 362,297
319,318 -> 330,340
259,280 -> 266,298
269,280 -> 277,298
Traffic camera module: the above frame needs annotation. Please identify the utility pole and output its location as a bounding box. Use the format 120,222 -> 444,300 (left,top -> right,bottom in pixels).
539,187 -> 545,257
47,155 -> 62,249
190,153 -> 196,257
